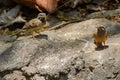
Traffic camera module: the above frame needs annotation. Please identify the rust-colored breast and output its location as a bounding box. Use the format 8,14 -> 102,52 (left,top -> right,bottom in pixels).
94,28 -> 107,43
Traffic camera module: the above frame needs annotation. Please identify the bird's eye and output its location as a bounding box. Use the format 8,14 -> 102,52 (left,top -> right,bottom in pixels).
40,17 -> 46,22
37,13 -> 46,23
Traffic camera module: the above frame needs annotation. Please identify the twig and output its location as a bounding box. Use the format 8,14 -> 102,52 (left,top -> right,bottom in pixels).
48,19 -> 84,30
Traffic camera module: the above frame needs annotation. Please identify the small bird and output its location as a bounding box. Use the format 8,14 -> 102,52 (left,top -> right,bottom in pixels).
93,26 -> 108,49
12,13 -> 49,38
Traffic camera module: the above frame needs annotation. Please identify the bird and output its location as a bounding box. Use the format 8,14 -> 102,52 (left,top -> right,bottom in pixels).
93,26 -> 108,49
12,13 -> 49,38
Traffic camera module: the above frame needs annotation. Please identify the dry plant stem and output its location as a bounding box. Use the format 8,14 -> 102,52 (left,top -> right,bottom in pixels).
49,19 -> 84,30
115,0 -> 119,3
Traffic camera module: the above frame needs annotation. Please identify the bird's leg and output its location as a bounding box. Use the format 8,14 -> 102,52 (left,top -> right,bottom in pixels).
32,31 -> 37,40
95,41 -> 103,49
94,40 -> 98,47
97,42 -> 104,49
103,41 -> 105,46
94,41 -> 97,46
94,41 -> 99,48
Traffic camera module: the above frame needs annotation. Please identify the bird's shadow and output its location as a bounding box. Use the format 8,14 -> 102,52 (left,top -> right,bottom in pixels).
34,34 -> 48,40
95,45 -> 109,51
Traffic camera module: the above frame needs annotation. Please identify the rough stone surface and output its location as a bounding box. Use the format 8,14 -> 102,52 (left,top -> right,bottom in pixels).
0,18 -> 120,80
30,74 -> 45,80
2,70 -> 26,80
0,39 -> 40,72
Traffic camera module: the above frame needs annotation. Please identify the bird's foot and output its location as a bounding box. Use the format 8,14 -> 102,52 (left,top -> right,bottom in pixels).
95,44 -> 109,51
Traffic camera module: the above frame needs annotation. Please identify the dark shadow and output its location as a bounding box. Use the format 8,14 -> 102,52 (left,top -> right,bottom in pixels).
95,45 -> 109,51
107,23 -> 120,36
0,46 -> 13,62
34,34 -> 48,40
104,45 -> 109,48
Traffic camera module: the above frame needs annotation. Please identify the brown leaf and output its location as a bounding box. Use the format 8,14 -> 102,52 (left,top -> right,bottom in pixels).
13,0 -> 58,13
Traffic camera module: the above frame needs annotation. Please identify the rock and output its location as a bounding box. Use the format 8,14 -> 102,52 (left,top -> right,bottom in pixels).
86,9 -> 120,19
22,66 -> 37,76
30,74 -> 45,80
42,18 -> 120,40
0,39 -> 40,72
68,70 -> 90,80
0,5 -> 26,30
2,70 -> 26,80
24,43 -> 84,75
116,74 -> 120,80
0,41 -> 12,55
0,18 -> 120,80
0,35 -> 17,42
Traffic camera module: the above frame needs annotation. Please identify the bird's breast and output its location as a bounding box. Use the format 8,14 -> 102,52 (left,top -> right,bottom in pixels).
94,33 -> 107,43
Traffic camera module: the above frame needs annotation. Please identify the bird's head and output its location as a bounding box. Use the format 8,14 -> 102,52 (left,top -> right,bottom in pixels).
96,26 -> 106,36
37,13 -> 47,23
97,26 -> 105,31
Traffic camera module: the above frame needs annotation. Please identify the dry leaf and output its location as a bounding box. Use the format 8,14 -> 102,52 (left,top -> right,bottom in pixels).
13,0 -> 58,13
